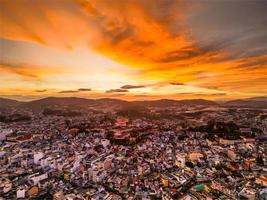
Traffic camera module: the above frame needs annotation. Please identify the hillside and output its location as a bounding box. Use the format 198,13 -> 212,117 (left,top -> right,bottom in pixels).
224,96 -> 267,108
0,96 -> 267,110
0,98 -> 22,108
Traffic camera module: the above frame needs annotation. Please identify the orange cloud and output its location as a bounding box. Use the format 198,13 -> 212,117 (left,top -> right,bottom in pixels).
0,62 -> 63,79
0,0 -> 266,99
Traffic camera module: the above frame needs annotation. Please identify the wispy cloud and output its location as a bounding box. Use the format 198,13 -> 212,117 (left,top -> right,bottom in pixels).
106,89 -> 129,93
58,90 -> 79,93
59,88 -> 92,93
120,85 -> 145,89
34,89 -> 47,93
170,82 -> 185,86
0,62 -> 61,79
78,88 -> 92,91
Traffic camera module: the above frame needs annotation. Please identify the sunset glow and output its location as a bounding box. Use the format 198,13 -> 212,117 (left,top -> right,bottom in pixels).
0,0 -> 266,101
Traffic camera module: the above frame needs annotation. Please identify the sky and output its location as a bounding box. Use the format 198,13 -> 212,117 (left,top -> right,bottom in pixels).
0,0 -> 266,101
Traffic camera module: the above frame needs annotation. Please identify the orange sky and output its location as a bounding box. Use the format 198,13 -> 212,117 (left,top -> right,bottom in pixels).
0,0 -> 266,101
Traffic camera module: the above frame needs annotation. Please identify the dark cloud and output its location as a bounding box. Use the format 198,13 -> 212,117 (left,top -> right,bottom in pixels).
235,56 -> 267,69
121,85 -> 145,89
78,88 -> 91,91
187,0 -> 267,64
155,44 -> 220,64
156,48 -> 204,63
58,88 -> 91,93
58,90 -> 79,93
189,0 -> 267,34
170,82 -> 185,86
35,89 -> 47,92
106,89 -> 129,93
138,0 -> 190,33
111,24 -> 134,45
198,29 -> 267,64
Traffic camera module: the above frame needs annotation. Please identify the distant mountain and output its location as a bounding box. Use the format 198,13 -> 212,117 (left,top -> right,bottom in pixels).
0,98 -> 22,108
17,97 -> 130,111
248,96 -> 267,101
19,97 -> 97,110
1,96 -> 267,110
224,96 -> 267,108
2,97 -> 217,110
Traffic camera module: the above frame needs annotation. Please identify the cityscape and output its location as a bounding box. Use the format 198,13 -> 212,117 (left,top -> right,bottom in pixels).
0,97 -> 266,199
0,0 -> 267,199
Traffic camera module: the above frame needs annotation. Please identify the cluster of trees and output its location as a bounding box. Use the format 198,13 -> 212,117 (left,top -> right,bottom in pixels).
188,121 -> 241,140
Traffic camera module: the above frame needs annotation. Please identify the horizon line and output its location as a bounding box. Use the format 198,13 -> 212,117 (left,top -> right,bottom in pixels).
1,95 -> 266,103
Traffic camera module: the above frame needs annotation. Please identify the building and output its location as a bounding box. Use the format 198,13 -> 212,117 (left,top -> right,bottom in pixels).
16,187 -> 26,199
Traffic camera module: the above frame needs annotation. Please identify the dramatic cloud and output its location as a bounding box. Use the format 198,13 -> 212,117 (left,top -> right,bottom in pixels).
121,85 -> 145,89
0,0 -> 266,99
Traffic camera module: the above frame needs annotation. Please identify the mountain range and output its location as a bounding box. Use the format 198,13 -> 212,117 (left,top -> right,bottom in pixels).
0,96 -> 267,110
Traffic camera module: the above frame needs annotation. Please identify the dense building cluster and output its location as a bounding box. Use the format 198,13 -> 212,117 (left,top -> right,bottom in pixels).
0,105 -> 266,199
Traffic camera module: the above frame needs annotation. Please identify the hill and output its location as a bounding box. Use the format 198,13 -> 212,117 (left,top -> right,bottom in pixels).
1,96 -> 267,110
19,97 -> 97,111
0,98 -> 22,108
224,96 -> 267,108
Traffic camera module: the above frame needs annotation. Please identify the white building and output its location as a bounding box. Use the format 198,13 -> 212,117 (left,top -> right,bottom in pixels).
0,129 -> 12,142
17,188 -> 26,199
34,152 -> 44,165
101,139 -> 110,149
28,173 -> 48,185
40,156 -> 56,169
176,153 -> 186,168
